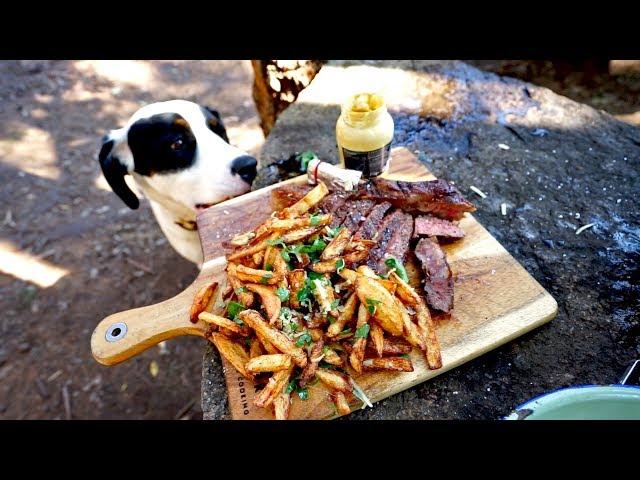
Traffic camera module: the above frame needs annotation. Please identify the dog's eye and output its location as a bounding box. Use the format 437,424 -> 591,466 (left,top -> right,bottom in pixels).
171,139 -> 184,151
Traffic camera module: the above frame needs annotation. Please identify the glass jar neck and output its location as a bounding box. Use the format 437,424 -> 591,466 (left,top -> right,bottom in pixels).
341,104 -> 387,128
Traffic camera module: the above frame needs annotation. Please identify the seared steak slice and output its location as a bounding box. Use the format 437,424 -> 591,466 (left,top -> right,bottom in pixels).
356,178 -> 475,221
413,215 -> 465,239
271,184 -> 313,210
414,237 -> 453,312
339,199 -> 376,233
366,210 -> 414,275
318,191 -> 350,214
353,201 -> 392,241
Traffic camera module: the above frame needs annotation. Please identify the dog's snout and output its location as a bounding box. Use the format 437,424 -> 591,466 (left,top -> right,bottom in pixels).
231,155 -> 258,184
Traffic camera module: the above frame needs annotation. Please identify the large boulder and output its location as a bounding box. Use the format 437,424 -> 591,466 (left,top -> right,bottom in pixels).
203,60 -> 639,419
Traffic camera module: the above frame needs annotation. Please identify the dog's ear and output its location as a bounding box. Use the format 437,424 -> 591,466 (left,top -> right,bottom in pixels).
201,106 -> 229,143
98,138 -> 140,209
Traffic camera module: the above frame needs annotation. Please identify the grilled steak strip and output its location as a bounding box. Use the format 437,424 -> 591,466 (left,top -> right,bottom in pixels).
353,201 -> 392,241
355,178 -> 475,221
339,199 -> 376,233
366,210 -> 414,275
318,191 -> 350,214
413,215 -> 465,239
414,236 -> 453,312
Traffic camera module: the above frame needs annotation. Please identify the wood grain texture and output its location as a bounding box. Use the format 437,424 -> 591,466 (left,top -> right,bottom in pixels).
91,147 -> 557,419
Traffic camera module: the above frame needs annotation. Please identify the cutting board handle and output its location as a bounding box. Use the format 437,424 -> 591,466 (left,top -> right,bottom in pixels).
90,284 -> 207,366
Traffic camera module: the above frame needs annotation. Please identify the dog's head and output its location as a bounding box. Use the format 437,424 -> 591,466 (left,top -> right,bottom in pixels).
98,99 -> 258,213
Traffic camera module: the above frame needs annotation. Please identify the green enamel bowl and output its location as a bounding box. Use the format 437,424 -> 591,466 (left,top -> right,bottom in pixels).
504,385 -> 640,420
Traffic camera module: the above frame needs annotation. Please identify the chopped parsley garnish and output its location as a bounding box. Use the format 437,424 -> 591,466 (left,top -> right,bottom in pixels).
260,273 -> 273,284
298,151 -> 318,172
324,225 -> 343,240
267,237 -> 287,248
285,379 -> 296,394
330,299 -> 340,310
295,331 -> 313,347
327,315 -> 337,324
400,353 -> 410,359
276,287 -> 290,302
279,307 -> 292,321
226,300 -> 246,320
355,324 -> 370,339
310,214 -> 321,226
335,258 -> 345,274
297,388 -> 309,400
265,264 -> 273,272
234,287 -> 247,295
365,298 -> 382,315
307,270 -> 326,283
385,257 -> 409,283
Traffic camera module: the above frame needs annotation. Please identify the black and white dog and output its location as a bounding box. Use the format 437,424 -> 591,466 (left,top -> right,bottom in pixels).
99,100 -> 258,265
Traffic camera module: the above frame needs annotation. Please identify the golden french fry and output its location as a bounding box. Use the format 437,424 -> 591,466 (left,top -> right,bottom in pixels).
354,275 -> 403,337
209,332 -> 253,380
255,329 -> 280,355
327,292 -> 358,337
273,392 -> 291,420
227,232 -> 279,261
309,258 -> 342,274
190,281 -> 218,323
245,354 -> 292,373
299,339 -> 324,386
281,182 -> 329,218
369,321 -> 384,358
235,264 -> 282,285
252,250 -> 265,267
343,248 -> 371,265
388,271 -> 420,306
349,303 -> 369,374
229,230 -> 257,247
254,365 -> 294,409
356,265 -> 377,278
363,357 -> 414,372
376,337 -> 412,355
337,268 -> 358,284
226,266 -> 255,307
309,328 -> 324,342
394,296 -> 426,350
288,269 -> 306,309
249,338 -> 264,358
322,347 -> 343,366
320,227 -> 351,260
355,266 -> 397,294
199,312 -> 251,336
316,368 -> 353,393
331,391 -> 351,416
262,245 -> 276,270
415,302 -> 442,370
272,250 -> 289,290
345,239 -> 376,252
245,283 -> 281,325
238,310 -> 308,368
270,214 -> 332,231
281,226 -> 323,243
311,277 -> 338,317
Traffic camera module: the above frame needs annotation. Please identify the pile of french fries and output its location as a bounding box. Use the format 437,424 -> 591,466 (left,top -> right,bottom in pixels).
192,182 -> 442,420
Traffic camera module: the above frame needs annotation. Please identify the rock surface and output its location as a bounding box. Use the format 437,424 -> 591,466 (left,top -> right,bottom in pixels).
202,60 -> 640,420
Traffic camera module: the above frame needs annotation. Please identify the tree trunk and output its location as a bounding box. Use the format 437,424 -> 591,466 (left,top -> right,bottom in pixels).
251,60 -> 324,137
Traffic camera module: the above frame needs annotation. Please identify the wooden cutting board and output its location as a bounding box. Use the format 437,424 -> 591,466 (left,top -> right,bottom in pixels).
91,147 -> 557,419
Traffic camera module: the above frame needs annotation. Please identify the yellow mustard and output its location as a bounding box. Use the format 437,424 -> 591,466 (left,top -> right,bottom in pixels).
335,92 -> 394,177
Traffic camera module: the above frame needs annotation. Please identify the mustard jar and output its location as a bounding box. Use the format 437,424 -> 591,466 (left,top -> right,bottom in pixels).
335,92 -> 395,178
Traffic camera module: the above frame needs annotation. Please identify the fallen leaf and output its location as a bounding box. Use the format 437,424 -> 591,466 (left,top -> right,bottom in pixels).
149,360 -> 159,378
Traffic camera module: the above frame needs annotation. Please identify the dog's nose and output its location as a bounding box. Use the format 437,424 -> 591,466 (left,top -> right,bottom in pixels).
230,155 -> 258,184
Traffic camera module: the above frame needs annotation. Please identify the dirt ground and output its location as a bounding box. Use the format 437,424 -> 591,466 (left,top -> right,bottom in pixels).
0,60 -> 638,420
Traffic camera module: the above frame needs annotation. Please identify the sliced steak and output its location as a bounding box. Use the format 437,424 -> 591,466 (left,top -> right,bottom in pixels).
356,178 -> 475,221
366,210 -> 414,275
414,237 -> 453,312
353,201 -> 392,241
318,191 -> 350,214
339,199 -> 376,233
413,215 -> 465,239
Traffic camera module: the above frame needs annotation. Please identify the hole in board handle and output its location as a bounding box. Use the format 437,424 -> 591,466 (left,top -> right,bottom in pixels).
106,322 -> 127,342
